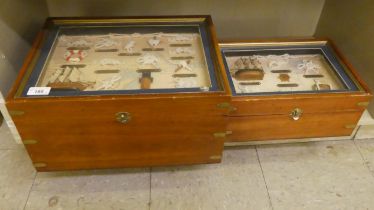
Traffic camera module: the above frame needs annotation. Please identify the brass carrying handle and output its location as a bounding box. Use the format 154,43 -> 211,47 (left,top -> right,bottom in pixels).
290,108 -> 303,121
116,112 -> 131,124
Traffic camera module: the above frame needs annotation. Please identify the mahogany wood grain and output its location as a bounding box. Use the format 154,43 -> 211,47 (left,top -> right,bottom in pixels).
229,93 -> 371,116
7,95 -> 228,171
227,111 -> 362,141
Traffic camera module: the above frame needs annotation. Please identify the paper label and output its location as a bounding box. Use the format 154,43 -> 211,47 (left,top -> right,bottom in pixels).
27,87 -> 51,96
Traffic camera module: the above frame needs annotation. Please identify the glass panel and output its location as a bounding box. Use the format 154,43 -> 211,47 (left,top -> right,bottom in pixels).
222,47 -> 356,95
30,24 -> 215,95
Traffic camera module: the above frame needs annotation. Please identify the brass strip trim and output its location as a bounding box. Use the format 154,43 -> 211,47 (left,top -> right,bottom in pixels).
33,163 -> 47,168
357,102 -> 370,107
8,111 -> 25,116
53,18 -> 206,25
216,102 -> 231,109
23,140 -> 38,145
209,155 -> 222,160
219,41 -> 328,48
345,124 -> 356,129
213,132 -> 227,138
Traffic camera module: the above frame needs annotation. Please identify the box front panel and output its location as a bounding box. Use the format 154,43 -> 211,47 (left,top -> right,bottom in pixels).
8,96 -> 228,171
229,94 -> 370,116
227,111 -> 362,141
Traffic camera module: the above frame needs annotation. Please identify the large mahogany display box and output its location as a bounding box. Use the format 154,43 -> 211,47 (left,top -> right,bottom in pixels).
6,16 -> 232,171
6,16 -> 372,171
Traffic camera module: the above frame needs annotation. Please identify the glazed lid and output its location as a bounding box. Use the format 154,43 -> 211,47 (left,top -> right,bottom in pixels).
9,16 -> 231,98
218,39 -> 366,96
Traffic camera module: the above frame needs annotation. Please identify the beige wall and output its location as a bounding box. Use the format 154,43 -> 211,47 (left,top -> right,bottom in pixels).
315,0 -> 374,115
0,0 -> 48,95
47,0 -> 325,39
0,0 -> 326,94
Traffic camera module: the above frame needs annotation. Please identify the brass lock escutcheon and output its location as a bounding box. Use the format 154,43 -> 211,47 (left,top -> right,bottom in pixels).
290,108 -> 303,121
116,112 -> 131,124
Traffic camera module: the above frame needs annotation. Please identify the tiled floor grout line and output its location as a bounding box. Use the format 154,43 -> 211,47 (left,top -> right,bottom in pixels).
22,171 -> 37,210
352,125 -> 361,140
352,140 -> 374,178
352,126 -> 374,178
255,146 -> 274,210
149,167 -> 152,210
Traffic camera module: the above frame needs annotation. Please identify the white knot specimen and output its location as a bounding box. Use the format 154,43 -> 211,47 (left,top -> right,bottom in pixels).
63,50 -> 87,63
69,40 -> 91,47
169,34 -> 193,42
124,40 -> 135,53
175,47 -> 193,54
267,54 -> 290,69
95,38 -> 118,49
137,54 -> 159,68
96,75 -> 122,90
297,60 -> 320,74
131,33 -> 141,38
100,58 -> 121,66
174,78 -> 197,88
148,37 -> 161,47
174,60 -> 193,72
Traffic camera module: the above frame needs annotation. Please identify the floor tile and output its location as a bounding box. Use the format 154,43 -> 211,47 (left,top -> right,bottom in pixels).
355,138 -> 374,175
150,147 -> 271,210
257,140 -> 374,210
0,120 -> 21,149
358,110 -> 374,126
0,148 -> 36,210
24,169 -> 150,210
355,125 -> 374,140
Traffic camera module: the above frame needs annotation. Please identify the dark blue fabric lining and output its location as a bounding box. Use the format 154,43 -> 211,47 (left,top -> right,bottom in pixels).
21,22 -> 219,97
221,44 -> 359,96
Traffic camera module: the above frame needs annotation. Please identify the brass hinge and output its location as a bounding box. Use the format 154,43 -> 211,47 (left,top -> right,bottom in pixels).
23,139 -> 38,145
357,102 -> 370,107
216,103 -> 237,112
345,124 -> 356,129
8,110 -> 25,116
213,131 -> 232,138
217,102 -> 231,109
226,131 -> 233,135
209,155 -> 222,160
33,163 -> 47,168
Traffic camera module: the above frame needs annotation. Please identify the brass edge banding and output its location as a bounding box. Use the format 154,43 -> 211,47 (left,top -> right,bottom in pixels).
345,124 -> 356,129
33,163 -> 47,168
53,18 -> 206,25
357,102 -> 370,107
213,132 -> 227,138
8,110 -> 25,116
209,155 -> 222,160
216,102 -> 231,109
23,139 -> 38,145
219,41 -> 328,48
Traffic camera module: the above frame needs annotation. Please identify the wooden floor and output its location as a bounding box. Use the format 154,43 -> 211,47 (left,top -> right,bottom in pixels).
1,122 -> 374,210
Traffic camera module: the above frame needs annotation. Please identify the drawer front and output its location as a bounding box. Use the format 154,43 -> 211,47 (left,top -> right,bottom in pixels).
227,111 -> 363,142
8,96 -> 228,171
230,94 -> 371,116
